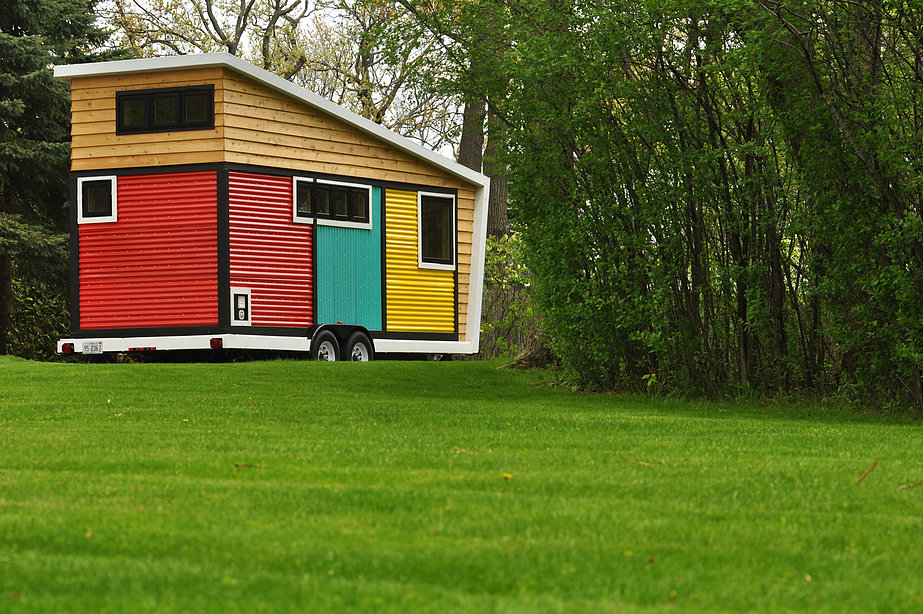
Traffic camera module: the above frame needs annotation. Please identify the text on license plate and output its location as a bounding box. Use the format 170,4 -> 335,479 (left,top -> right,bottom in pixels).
82,342 -> 103,354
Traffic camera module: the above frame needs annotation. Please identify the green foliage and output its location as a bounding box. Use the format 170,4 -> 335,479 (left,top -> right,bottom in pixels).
0,0 -> 123,356
2,358 -> 923,611
478,233 -> 536,358
9,272 -> 70,360
452,0 -> 923,409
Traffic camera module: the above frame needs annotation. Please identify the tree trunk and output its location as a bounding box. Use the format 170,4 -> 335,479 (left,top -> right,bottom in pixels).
484,109 -> 509,238
0,252 -> 11,355
457,98 -> 485,172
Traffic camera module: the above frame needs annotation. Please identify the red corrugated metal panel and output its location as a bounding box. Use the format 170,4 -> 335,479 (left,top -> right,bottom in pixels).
229,171 -> 313,327
79,172 -> 219,329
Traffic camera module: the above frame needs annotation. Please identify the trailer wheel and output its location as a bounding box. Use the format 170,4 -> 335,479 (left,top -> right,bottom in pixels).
345,331 -> 374,362
311,330 -> 340,361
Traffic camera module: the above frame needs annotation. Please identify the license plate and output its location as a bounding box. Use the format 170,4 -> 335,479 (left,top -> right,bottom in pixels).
82,341 -> 103,354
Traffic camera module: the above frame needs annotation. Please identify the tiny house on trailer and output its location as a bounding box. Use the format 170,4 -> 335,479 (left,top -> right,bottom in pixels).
54,54 -> 489,360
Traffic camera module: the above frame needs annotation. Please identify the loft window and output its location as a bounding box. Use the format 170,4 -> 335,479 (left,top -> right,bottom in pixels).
294,177 -> 372,228
418,192 -> 455,269
116,85 -> 214,134
77,176 -> 117,224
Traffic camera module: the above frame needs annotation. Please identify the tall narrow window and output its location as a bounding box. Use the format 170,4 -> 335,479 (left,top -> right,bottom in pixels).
151,94 -> 179,129
351,188 -> 369,223
293,177 -> 313,223
77,176 -> 117,224
332,187 -> 349,219
315,184 -> 331,217
418,193 -> 455,269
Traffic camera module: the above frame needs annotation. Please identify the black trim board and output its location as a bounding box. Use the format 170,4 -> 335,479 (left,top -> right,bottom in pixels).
71,325 -> 312,339
379,187 -> 388,332
217,164 -> 231,329
69,177 -> 79,333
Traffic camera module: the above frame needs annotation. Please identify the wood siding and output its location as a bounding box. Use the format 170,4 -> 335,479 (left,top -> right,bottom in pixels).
68,68 -> 226,170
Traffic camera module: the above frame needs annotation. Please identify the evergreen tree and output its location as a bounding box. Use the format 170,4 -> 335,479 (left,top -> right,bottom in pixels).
0,0 -> 121,355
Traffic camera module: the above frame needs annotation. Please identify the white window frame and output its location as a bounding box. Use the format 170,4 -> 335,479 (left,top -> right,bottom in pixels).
316,179 -> 373,230
292,176 -> 314,224
417,191 -> 456,271
77,176 -> 118,224
230,287 -> 252,327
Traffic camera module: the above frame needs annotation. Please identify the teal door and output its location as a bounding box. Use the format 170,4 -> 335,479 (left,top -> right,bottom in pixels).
315,186 -> 382,330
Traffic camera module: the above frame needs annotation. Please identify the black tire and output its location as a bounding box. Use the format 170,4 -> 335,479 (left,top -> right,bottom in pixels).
345,331 -> 374,362
311,330 -> 340,361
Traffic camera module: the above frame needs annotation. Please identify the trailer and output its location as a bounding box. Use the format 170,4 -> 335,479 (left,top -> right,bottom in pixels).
54,54 -> 489,360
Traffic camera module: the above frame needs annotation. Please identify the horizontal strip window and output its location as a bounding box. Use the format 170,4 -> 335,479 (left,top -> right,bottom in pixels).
116,85 -> 215,134
293,177 -> 372,229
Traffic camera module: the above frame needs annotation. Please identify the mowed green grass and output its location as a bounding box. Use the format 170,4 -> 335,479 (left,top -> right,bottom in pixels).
1,356 -> 922,613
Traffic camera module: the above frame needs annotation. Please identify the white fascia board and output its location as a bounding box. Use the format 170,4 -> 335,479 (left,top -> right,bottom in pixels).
58,335 -> 479,355
372,339 -> 476,355
53,53 -> 489,190
465,179 -> 490,354
58,335 -> 311,353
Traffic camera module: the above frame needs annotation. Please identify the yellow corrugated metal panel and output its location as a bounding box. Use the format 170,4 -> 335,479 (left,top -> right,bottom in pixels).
385,189 -> 455,332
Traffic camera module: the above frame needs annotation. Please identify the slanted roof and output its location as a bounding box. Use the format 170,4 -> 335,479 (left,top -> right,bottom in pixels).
54,53 -> 488,191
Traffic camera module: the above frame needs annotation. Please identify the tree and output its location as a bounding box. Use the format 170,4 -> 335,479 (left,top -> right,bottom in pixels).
0,0 -> 122,355
445,0 -> 921,411
105,0 -> 460,150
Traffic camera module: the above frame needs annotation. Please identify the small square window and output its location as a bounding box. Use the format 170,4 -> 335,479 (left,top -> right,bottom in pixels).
152,94 -> 179,128
120,97 -> 147,130
183,91 -> 211,124
77,176 -> 117,224
419,193 -> 454,268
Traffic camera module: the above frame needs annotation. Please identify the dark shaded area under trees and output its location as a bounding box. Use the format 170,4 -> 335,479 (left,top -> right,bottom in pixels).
0,0 -> 125,357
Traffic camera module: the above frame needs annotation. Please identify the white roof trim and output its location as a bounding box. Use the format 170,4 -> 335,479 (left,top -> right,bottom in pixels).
54,53 -> 489,189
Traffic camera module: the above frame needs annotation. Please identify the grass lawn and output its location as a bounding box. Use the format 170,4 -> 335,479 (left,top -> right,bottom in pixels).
1,355 -> 922,613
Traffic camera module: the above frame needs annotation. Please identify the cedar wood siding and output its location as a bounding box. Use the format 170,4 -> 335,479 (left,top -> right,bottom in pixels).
68,67 -> 475,341
68,68 -> 226,169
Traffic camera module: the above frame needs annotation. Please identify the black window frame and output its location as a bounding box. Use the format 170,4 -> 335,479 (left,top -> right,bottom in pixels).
116,85 -> 215,135
419,193 -> 455,268
294,177 -> 372,227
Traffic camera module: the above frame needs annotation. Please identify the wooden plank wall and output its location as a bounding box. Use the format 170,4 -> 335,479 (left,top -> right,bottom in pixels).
68,68 -> 225,170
